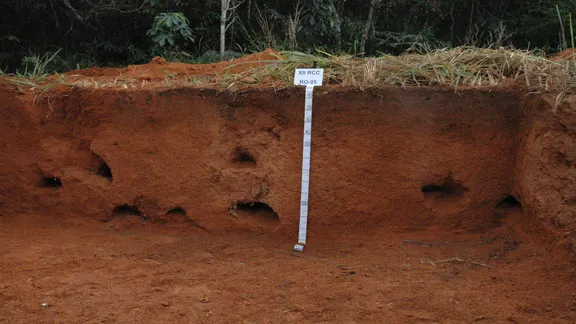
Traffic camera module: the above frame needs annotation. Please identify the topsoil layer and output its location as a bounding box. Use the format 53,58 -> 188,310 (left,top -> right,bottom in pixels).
1,52 -> 576,322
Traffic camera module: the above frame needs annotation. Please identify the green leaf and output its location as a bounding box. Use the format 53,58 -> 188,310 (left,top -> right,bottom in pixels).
148,12 -> 194,48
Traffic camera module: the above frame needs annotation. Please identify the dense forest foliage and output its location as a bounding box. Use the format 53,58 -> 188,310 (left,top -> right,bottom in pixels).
1,0 -> 576,73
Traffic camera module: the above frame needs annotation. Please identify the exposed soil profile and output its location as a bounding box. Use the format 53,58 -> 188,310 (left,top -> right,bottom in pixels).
1,55 -> 576,322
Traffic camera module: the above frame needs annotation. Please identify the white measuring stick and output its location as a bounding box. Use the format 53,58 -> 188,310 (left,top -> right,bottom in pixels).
294,85 -> 314,252
293,68 -> 323,252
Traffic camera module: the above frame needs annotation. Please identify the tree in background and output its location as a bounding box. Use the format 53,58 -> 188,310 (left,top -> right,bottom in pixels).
220,0 -> 243,59
147,12 -> 194,49
359,0 -> 380,55
2,0 -> 576,73
287,2 -> 305,50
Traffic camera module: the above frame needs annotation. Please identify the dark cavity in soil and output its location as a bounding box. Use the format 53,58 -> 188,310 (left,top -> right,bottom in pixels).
166,207 -> 187,218
234,201 -> 280,226
112,205 -> 142,217
493,195 -> 523,226
422,178 -> 468,198
97,161 -> 113,180
38,176 -> 62,188
496,195 -> 522,209
232,147 -> 257,167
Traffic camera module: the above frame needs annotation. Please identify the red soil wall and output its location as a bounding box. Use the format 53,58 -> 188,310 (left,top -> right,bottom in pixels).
515,94 -> 576,240
0,82 -> 573,240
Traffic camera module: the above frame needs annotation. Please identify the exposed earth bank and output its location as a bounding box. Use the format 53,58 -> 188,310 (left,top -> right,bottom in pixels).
0,80 -> 575,239
1,55 -> 575,322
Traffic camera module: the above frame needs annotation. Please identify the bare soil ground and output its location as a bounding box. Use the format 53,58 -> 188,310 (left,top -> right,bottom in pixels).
1,208 -> 575,323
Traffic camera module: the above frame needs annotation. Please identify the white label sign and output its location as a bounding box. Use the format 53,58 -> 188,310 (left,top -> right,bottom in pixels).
294,69 -> 324,86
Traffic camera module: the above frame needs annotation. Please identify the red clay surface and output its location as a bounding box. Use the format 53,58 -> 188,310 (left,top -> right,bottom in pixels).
1,208 -> 575,323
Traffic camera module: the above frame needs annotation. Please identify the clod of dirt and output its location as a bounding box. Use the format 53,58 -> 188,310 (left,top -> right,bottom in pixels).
151,56 -> 166,64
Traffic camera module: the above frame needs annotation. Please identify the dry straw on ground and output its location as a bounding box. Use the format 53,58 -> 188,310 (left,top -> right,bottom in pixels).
4,47 -> 576,92
233,47 -> 576,91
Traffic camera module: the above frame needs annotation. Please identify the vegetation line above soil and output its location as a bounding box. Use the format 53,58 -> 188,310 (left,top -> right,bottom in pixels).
3,47 -> 576,93
245,47 -> 576,90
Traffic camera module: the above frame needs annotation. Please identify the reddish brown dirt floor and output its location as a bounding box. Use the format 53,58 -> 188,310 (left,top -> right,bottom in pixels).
1,211 -> 575,323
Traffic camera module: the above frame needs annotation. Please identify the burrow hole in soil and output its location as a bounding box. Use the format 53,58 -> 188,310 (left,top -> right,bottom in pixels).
496,195 -> 522,209
38,176 -> 62,188
97,161 -> 113,180
422,178 -> 468,198
93,154 -> 113,181
166,207 -> 187,218
112,205 -> 142,217
233,201 -> 280,226
232,147 -> 256,167
494,195 -> 523,225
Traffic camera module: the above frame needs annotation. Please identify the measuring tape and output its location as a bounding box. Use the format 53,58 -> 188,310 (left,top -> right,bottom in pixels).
293,68 -> 323,252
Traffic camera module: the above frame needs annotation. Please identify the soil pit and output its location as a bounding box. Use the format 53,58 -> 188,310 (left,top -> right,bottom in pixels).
1,54 -> 576,322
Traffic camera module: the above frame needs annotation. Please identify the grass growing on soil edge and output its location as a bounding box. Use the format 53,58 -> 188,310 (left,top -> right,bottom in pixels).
3,47 -> 576,92
243,47 -> 576,91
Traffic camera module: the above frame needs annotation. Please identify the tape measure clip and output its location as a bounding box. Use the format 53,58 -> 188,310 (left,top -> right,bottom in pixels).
293,243 -> 305,252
